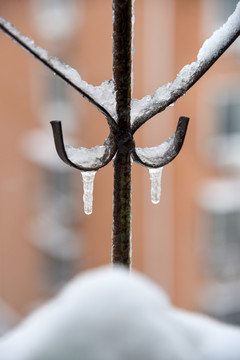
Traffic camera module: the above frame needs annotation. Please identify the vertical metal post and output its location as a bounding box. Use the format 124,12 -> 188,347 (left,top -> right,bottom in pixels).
112,0 -> 133,267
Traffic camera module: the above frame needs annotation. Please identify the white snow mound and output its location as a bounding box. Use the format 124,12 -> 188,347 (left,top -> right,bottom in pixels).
0,266 -> 240,360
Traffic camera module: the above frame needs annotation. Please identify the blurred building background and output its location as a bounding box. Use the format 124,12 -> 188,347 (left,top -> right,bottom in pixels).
0,0 -> 240,333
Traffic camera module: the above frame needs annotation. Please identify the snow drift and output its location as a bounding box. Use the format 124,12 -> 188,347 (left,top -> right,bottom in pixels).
0,266 -> 240,359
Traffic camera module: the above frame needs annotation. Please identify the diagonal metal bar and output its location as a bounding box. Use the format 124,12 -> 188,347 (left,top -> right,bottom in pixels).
0,17 -> 117,127
50,121 -> 117,172
131,3 -> 240,133
132,116 -> 189,168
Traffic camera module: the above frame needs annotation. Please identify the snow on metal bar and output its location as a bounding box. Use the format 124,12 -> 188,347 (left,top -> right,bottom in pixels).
0,17 -> 117,121
131,1 -> 240,133
65,144 -> 108,170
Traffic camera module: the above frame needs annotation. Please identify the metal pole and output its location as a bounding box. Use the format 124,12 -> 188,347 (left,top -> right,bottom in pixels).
112,0 -> 133,267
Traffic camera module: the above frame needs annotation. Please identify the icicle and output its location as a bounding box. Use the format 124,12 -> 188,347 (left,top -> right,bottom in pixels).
148,167 -> 164,204
81,171 -> 97,215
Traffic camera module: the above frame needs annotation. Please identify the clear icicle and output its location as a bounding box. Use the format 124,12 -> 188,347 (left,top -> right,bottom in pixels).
148,167 -> 164,204
81,171 -> 97,215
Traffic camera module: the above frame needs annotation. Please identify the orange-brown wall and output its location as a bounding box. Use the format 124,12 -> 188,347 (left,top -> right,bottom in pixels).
0,0 -> 239,320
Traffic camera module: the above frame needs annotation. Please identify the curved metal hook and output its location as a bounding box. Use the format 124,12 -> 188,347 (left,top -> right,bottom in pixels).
131,116 -> 189,168
50,121 -> 117,172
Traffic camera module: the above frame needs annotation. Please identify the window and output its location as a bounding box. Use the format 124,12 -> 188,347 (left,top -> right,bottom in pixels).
197,179 -> 240,281
32,167 -> 82,293
197,179 -> 240,325
217,0 -> 239,22
40,254 -> 78,292
205,87 -> 240,169
22,130 -> 82,293
32,0 -> 80,41
32,167 -> 81,292
206,210 -> 240,279
202,0 -> 240,55
41,72 -> 76,134
0,299 -> 20,336
217,95 -> 240,136
200,281 -> 240,326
